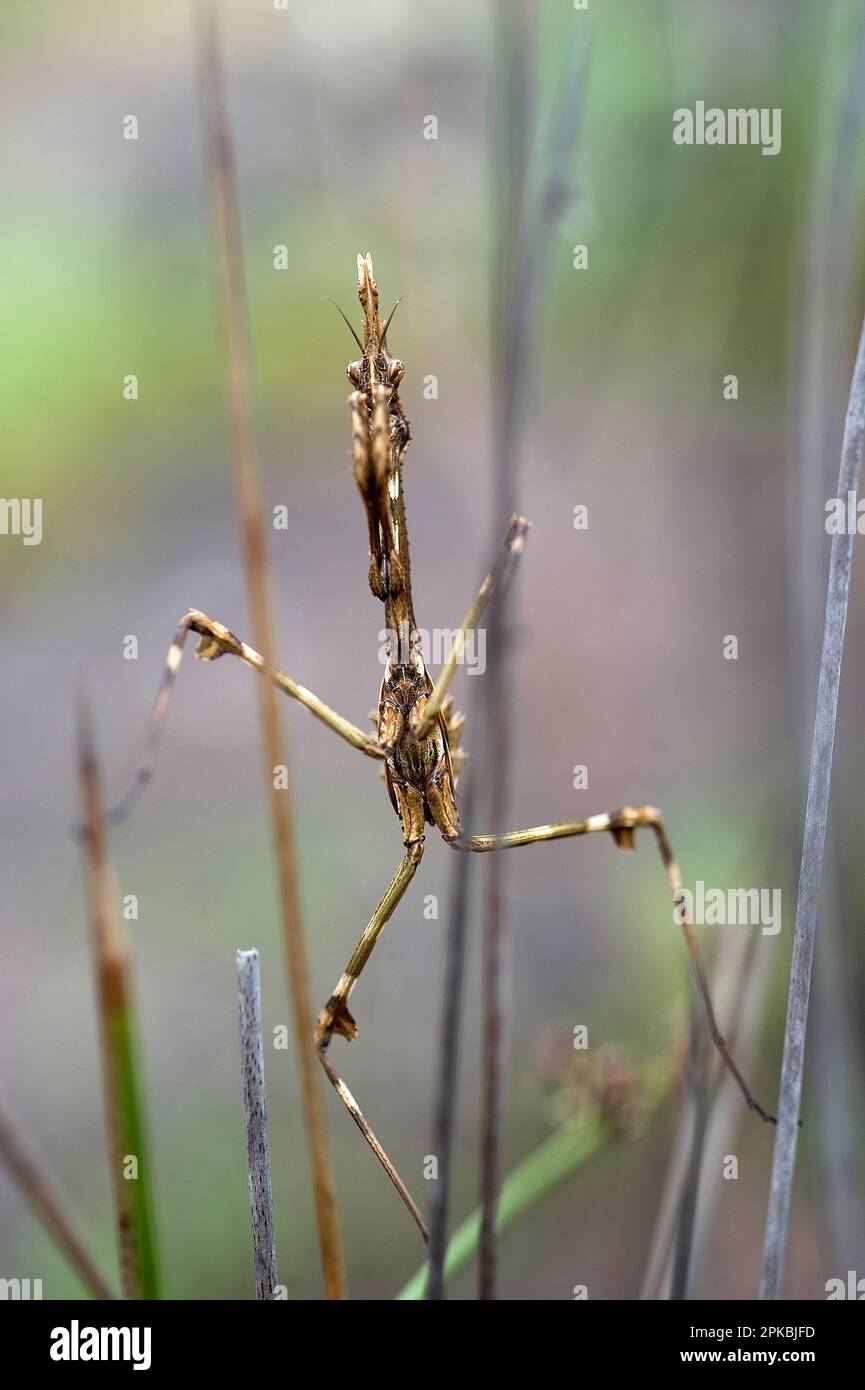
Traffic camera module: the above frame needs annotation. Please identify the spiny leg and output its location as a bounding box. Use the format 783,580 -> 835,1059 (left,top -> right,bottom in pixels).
315,836 -> 429,1241
411,513 -> 530,740
103,608 -> 385,825
443,805 -> 776,1124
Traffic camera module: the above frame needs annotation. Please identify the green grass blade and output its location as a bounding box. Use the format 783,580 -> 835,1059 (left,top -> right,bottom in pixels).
78,694 -> 161,1300
398,1056 -> 671,1300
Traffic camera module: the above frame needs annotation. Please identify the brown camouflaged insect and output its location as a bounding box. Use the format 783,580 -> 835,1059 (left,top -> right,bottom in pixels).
106,254 -> 774,1242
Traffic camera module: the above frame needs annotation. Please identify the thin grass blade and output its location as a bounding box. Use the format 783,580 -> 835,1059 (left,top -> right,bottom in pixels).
76,696 -> 160,1300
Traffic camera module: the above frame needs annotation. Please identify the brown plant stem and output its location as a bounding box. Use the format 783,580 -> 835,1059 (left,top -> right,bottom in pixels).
195,2 -> 345,1299
0,1102 -> 116,1300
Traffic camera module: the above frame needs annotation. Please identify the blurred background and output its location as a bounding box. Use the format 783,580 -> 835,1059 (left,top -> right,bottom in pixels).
2,0 -> 865,1300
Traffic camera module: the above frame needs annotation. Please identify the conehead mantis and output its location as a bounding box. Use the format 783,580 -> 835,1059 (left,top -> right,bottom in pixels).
102,253 -> 775,1245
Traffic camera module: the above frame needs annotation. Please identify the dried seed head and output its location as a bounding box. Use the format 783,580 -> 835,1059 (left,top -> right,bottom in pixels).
537,1033 -> 648,1139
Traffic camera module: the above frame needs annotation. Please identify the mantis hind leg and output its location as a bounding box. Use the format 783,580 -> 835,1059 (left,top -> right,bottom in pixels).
443,805 -> 776,1124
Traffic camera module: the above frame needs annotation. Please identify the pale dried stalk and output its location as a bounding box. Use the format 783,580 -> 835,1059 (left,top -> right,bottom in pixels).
760,307 -> 865,1299
236,950 -> 279,1300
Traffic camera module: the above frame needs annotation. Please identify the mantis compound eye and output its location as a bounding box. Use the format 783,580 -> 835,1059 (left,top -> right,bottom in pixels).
347,360 -> 363,386
387,358 -> 405,386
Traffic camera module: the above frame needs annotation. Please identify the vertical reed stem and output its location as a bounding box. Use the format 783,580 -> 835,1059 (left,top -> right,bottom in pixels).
77,695 -> 160,1300
236,949 -> 279,1300
195,2 -> 346,1299
760,307 -> 865,1298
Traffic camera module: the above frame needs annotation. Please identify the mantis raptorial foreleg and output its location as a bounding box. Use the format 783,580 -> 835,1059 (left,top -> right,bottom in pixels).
100,596 -> 430,1235
103,608 -> 385,825
411,513 -> 530,741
